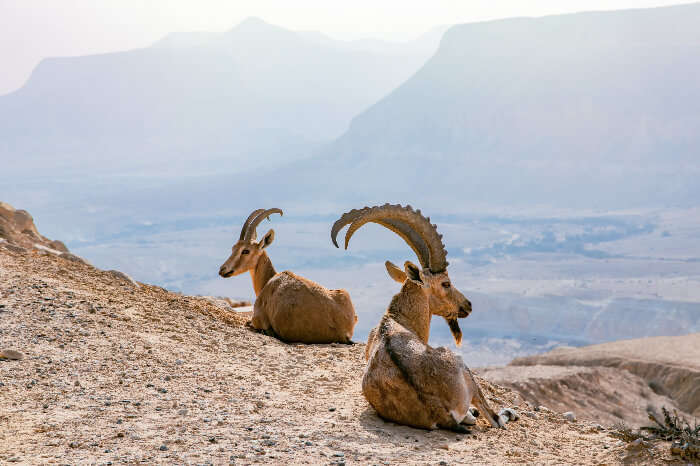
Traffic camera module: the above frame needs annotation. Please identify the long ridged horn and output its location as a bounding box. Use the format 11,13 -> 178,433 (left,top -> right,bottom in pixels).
331,205 -> 431,269
332,204 -> 448,273
243,208 -> 283,242
240,209 -> 265,240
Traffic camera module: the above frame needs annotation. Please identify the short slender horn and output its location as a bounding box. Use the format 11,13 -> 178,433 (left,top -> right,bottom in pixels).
243,208 -> 283,242
332,204 -> 448,273
240,209 -> 265,240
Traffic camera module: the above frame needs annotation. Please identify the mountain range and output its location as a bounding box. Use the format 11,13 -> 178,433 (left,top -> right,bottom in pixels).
0,18 -> 443,177
260,2 -> 700,210
3,4 -> 700,248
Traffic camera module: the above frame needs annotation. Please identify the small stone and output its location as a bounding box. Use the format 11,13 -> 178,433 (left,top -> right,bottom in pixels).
305,441 -> 313,446
563,411 -> 576,422
164,375 -> 171,381
178,409 -> 188,416
159,444 -> 168,451
209,437 -> 217,443
262,440 -> 276,447
116,419 -> 123,424
69,441 -> 79,448
332,452 -> 344,457
175,359 -> 183,365
328,407 -> 336,412
0,349 -> 25,360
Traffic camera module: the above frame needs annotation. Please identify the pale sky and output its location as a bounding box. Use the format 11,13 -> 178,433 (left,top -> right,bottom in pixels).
0,0 -> 693,95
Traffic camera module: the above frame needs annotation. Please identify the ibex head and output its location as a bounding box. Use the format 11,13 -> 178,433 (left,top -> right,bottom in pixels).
385,259 -> 471,326
219,208 -> 282,278
332,204 -> 472,345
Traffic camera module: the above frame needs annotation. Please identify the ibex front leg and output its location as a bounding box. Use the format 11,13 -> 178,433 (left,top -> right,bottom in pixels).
460,363 -> 515,428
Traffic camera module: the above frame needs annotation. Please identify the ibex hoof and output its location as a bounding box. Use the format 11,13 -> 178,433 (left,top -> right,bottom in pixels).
451,424 -> 472,434
499,408 -> 519,422
461,409 -> 478,426
497,415 -> 508,428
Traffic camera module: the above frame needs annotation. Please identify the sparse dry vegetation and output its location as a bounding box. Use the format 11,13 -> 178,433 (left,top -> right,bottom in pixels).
643,408 -> 699,460
612,407 -> 700,461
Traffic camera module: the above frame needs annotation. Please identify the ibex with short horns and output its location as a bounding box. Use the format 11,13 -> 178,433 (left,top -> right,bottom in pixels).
332,204 -> 510,431
219,208 -> 357,344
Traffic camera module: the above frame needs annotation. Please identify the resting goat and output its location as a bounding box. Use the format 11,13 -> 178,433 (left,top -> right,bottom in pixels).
220,208 -> 357,344
332,204 -> 512,432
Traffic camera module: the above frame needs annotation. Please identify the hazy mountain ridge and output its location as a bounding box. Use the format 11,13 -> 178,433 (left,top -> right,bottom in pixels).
0,17 -> 440,177
243,2 -> 700,209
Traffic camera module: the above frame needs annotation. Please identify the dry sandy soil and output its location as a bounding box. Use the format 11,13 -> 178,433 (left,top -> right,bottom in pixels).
0,245 -> 677,464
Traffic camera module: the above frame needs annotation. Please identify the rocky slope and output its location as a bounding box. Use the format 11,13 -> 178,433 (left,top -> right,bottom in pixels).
0,202 -> 69,254
479,334 -> 700,428
0,241 -> 674,464
478,364 -> 689,428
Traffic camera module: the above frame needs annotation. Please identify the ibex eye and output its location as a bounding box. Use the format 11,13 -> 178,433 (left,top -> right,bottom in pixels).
242,249 -> 250,255
442,282 -> 451,289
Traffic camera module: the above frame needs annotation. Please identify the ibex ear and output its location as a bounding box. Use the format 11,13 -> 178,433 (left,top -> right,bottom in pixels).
385,261 -> 407,283
259,229 -> 275,249
403,261 -> 424,286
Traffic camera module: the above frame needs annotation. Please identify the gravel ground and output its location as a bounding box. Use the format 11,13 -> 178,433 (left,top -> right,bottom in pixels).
0,247 -> 672,464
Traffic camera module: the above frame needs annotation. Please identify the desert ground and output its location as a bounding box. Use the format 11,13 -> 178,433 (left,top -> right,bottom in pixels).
0,244 -> 676,464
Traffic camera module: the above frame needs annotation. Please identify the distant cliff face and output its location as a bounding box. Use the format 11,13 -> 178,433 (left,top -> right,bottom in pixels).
257,2 -> 700,210
0,201 -> 68,253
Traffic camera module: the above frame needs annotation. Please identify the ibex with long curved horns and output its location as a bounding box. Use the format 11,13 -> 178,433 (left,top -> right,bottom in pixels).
332,204 -> 510,432
219,208 -> 357,344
